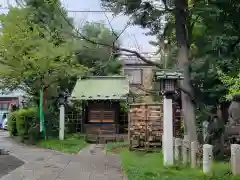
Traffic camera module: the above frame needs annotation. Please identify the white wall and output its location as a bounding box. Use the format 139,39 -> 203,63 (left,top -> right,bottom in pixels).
0,89 -> 25,98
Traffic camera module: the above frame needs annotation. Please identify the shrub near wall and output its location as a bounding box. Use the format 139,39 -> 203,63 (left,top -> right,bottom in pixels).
8,112 -> 18,136
8,108 -> 40,144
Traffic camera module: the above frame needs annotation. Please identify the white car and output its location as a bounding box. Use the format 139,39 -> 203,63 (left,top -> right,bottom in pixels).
1,112 -> 8,130
2,117 -> 7,130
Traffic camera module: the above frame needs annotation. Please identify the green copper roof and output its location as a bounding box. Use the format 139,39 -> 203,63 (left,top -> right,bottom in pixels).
71,76 -> 129,100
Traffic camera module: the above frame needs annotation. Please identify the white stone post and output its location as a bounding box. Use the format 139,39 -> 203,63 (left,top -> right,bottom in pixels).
191,141 -> 199,168
162,135 -> 164,154
163,96 -> 174,166
202,121 -> 209,142
174,138 -> 182,163
203,144 -> 213,174
184,134 -> 190,141
59,105 -> 65,140
231,144 -> 240,176
182,139 -> 190,164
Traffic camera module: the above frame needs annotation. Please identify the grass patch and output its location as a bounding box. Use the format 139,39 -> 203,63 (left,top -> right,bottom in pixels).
118,149 -> 240,180
106,142 -> 129,153
38,133 -> 87,154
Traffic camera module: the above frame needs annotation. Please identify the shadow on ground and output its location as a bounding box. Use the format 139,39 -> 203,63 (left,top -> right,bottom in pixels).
0,155 -> 24,178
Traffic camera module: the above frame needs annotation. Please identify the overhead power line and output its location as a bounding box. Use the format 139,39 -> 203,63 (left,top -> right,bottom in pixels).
0,7 -> 113,13
67,10 -> 113,13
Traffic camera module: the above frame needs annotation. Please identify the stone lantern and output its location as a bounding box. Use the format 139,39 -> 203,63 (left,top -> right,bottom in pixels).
155,70 -> 183,96
154,70 -> 183,166
58,92 -> 67,140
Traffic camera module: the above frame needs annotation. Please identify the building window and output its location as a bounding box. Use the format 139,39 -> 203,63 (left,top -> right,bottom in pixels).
124,69 -> 143,85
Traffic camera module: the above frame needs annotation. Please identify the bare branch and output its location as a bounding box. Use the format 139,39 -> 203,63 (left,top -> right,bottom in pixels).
101,11 -> 131,51
132,34 -> 142,51
100,2 -> 131,46
102,11 -> 118,38
57,6 -> 162,68
134,85 -> 159,94
117,22 -> 130,41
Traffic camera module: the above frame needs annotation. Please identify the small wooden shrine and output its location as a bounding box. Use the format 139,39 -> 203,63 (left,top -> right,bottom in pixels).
70,76 -> 129,143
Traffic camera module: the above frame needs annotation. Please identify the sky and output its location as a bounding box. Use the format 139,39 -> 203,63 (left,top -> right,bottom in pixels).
0,0 -> 157,54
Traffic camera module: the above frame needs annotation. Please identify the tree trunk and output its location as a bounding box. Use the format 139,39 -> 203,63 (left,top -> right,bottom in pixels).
174,0 -> 197,141
219,102 -> 230,124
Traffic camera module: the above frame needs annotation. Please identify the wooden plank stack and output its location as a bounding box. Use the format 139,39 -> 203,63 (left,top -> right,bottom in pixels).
129,103 -> 182,151
129,103 -> 163,151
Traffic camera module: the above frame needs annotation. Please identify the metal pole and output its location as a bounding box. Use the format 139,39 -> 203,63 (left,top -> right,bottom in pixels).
39,88 -> 46,139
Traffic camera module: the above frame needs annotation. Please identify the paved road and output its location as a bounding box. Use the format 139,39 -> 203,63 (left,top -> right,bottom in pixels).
0,155 -> 24,178
0,131 -> 127,180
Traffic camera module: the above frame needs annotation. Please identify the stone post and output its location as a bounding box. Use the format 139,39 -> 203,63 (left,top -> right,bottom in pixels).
184,134 -> 190,141
203,144 -> 213,174
59,104 -> 65,140
231,144 -> 240,176
162,135 -> 164,154
191,141 -> 199,168
163,96 -> 174,166
174,138 -> 182,163
182,139 -> 190,165
202,121 -> 209,143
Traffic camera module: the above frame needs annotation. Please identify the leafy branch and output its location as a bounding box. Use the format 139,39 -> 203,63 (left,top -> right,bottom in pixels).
56,4 -> 162,69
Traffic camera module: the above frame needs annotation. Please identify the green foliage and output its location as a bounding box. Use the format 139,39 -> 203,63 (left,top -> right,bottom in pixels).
101,0 -> 240,112
15,108 -> 38,140
0,7 -> 87,97
38,133 -> 87,154
9,108 -> 40,143
8,112 -> 18,136
218,71 -> 240,99
120,102 -> 129,113
0,1 -> 122,109
120,150 -> 237,180
106,142 -> 129,152
101,0 -> 166,35
75,22 -> 123,76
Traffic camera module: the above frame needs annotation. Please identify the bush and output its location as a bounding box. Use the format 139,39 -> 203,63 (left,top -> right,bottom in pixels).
8,112 -> 18,136
9,108 -> 40,144
44,111 -> 59,138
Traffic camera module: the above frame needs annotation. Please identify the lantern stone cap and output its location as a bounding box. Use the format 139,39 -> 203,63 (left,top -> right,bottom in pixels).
154,69 -> 184,80
203,144 -> 213,149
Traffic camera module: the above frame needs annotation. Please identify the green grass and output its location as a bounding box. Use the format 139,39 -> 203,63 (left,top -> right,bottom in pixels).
106,142 -> 129,152
118,149 -> 240,180
38,134 -> 87,154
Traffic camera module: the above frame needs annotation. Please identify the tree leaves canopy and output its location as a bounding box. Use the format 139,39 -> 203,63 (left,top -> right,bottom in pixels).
0,8 -> 87,96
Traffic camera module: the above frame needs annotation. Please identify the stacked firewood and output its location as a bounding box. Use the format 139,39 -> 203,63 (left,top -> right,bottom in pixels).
129,104 -> 163,150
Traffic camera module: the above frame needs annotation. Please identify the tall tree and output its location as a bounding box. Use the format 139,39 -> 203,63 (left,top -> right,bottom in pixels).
22,0 -> 123,76
75,22 -> 123,76
21,0 -> 77,97
23,0 -> 73,41
0,8 -> 86,102
100,0 -> 240,140
101,0 -> 198,140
